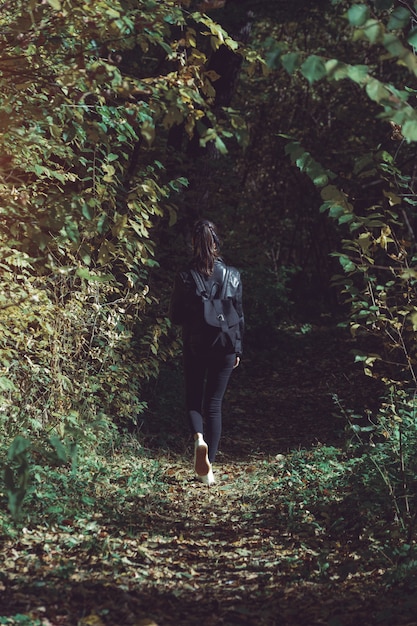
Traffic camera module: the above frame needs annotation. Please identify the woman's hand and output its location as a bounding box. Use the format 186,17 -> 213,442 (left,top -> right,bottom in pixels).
233,356 -> 240,369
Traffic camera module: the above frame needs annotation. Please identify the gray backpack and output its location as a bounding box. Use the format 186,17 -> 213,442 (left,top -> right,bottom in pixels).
190,268 -> 240,333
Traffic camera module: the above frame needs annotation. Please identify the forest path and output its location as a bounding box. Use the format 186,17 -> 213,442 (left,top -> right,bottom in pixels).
2,452 -> 414,626
220,323 -> 382,459
2,325 -> 415,625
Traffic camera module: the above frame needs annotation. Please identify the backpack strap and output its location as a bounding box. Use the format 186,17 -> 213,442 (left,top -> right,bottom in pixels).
190,269 -> 223,300
219,267 -> 230,300
190,269 -> 208,298
191,267 -> 230,298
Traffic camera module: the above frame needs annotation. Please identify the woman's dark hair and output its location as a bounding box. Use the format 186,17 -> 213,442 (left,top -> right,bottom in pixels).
192,219 -> 221,276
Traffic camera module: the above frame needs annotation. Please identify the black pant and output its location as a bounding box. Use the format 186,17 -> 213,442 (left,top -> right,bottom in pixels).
183,346 -> 235,463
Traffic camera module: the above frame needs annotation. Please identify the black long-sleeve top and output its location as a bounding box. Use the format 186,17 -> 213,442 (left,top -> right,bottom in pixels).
169,259 -> 244,356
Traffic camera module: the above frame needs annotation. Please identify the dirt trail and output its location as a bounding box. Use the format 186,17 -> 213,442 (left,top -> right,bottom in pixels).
1,454 -> 414,626
2,326 -> 412,626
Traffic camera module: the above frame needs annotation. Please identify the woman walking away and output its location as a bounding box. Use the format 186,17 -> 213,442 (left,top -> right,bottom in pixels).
169,219 -> 244,486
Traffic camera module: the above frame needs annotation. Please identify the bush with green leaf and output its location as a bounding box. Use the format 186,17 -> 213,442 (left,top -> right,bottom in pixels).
272,0 -> 417,555
0,0 -> 261,521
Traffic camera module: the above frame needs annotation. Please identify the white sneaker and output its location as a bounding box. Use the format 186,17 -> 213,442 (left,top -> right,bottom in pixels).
194,436 -> 210,476
199,467 -> 215,486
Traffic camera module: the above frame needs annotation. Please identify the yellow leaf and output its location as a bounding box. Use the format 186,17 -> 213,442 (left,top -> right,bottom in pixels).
225,37 -> 239,51
320,185 -> 353,211
383,190 -> 401,206
357,232 -> 372,253
410,311 -> 417,331
112,214 -> 128,237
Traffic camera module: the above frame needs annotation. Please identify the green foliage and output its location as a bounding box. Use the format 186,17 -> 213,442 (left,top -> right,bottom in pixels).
284,139 -> 335,187
3,437 -> 31,521
0,263 -> 152,433
0,617 -> 44,625
335,389 -> 417,556
268,1 -> 417,142
278,0 -> 417,390
0,0 -> 256,509
326,151 -> 417,389
239,441 -> 417,584
275,4 -> 417,569
0,441 -> 164,529
0,0 -> 249,274
346,4 -> 370,27
2,433 -> 79,520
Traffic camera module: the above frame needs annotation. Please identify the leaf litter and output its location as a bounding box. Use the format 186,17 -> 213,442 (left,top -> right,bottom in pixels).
1,326 -> 417,625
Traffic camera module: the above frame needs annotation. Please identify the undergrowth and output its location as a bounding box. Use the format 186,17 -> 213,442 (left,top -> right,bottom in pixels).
233,443 -> 417,586
0,439 -> 166,538
2,431 -> 417,590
